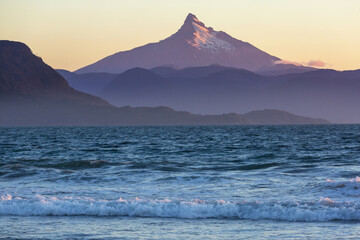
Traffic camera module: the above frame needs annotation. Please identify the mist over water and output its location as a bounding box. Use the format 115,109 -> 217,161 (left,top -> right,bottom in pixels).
1,125 -> 360,239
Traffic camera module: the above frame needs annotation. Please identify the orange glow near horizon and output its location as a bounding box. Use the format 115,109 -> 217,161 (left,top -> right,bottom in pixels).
0,0 -> 359,71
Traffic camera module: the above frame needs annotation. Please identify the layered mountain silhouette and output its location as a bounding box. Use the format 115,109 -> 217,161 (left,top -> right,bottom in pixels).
0,40 -> 327,126
76,13 -> 291,74
65,65 -> 360,123
57,69 -> 117,95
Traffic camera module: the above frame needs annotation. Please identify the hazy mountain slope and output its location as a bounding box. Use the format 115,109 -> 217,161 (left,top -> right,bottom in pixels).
93,65 -> 360,123
56,69 -> 117,95
151,65 -> 236,79
267,69 -> 360,123
256,63 -> 316,76
242,109 -> 327,125
96,65 -> 273,112
76,14 -> 280,74
100,68 -> 173,107
97,66 -> 268,110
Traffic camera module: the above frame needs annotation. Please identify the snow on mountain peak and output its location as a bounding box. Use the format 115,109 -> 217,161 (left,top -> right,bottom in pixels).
189,14 -> 202,24
187,21 -> 235,53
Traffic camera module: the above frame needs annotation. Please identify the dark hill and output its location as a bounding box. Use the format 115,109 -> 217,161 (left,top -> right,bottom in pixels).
0,40 -> 109,107
0,41 -> 69,95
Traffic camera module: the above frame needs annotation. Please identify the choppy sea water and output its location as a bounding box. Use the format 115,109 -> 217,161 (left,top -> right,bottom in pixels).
1,125 -> 360,239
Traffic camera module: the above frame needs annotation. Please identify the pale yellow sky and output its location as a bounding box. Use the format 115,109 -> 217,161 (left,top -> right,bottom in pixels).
1,0 -> 359,71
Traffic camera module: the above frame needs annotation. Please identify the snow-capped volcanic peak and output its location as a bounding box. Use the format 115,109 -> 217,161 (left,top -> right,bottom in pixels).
76,13 -> 281,74
186,16 -> 235,53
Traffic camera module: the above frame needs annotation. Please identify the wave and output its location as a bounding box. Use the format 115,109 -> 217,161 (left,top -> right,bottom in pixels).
320,176 -> 360,197
40,160 -> 112,170
1,194 -> 360,222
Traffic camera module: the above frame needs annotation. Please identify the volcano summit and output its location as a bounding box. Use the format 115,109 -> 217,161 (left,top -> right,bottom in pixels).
76,14 -> 280,74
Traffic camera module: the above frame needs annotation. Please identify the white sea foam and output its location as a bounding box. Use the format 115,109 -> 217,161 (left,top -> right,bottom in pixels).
322,177 -> 360,197
1,194 -> 360,222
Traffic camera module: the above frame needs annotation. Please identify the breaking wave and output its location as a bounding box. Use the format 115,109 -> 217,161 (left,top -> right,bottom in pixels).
1,194 -> 360,222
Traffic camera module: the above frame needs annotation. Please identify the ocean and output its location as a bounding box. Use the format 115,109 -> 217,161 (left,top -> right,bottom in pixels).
1,125 -> 360,239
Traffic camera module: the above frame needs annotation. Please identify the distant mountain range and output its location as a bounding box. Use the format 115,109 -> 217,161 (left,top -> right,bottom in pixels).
0,40 -> 328,126
58,64 -> 360,123
76,13 -> 313,74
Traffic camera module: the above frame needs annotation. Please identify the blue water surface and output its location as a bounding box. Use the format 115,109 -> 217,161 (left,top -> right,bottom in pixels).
1,125 -> 360,239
